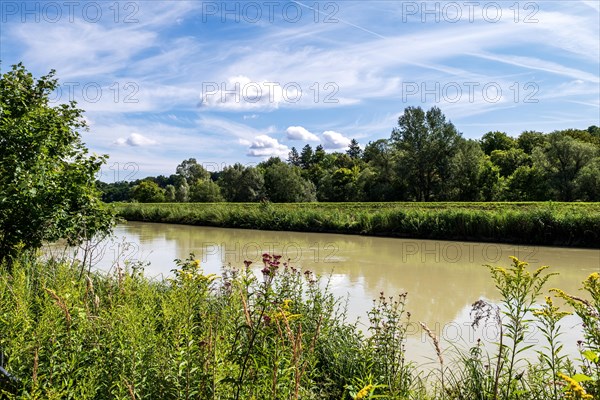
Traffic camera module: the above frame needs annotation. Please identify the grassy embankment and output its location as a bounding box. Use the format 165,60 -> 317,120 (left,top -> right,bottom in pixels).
115,202 -> 600,248
1,254 -> 599,399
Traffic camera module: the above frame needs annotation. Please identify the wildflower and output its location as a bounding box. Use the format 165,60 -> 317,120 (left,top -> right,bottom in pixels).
271,300 -> 302,322
533,265 -> 550,277
354,384 -> 374,400
533,296 -> 571,319
558,372 -> 594,399
261,266 -> 271,282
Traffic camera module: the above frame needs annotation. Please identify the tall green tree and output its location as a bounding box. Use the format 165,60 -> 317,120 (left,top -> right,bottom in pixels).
575,157 -> 600,201
346,139 -> 362,159
218,164 -> 265,202
449,139 -> 486,200
517,131 -> 546,154
263,163 -> 316,202
189,179 -> 224,202
319,166 -> 361,202
176,158 -> 210,182
0,63 -> 114,264
165,184 -> 176,202
480,131 -> 516,155
505,165 -> 550,201
539,132 -> 596,200
176,179 -> 189,202
238,167 -> 265,202
391,106 -> 461,201
362,139 -> 402,201
490,148 -> 530,177
217,163 -> 244,201
96,181 -> 132,202
131,180 -> 165,203
313,144 -> 326,164
300,144 -> 314,169
287,147 -> 301,167
479,159 -> 503,201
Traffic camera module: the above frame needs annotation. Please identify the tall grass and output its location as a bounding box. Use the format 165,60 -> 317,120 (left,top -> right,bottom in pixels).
1,254 -> 599,399
114,202 -> 600,248
0,254 -> 422,399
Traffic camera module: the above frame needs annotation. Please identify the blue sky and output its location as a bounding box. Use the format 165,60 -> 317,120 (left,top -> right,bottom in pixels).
1,1 -> 599,180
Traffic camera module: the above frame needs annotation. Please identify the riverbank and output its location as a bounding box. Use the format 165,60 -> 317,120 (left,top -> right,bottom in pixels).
2,253 -> 599,398
114,202 -> 600,248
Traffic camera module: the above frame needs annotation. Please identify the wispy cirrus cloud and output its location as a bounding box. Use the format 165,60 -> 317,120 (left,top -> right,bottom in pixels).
2,0 -> 597,177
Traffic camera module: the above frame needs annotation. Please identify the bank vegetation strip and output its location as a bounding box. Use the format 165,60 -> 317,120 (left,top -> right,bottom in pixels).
115,202 -> 600,248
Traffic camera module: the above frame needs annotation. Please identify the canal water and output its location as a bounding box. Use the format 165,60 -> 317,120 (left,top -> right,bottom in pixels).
51,221 -> 600,366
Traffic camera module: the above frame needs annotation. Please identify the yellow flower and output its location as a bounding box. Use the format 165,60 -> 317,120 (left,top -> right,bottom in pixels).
558,373 -> 593,399
354,384 -> 374,400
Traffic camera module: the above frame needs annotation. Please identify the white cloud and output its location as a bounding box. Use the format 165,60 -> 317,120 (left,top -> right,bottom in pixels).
322,131 -> 351,149
197,116 -> 276,143
114,133 -> 158,147
247,135 -> 289,157
285,126 -> 320,141
199,75 -> 292,111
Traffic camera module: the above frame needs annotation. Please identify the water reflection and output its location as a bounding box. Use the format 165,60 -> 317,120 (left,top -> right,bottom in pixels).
92,222 -> 599,363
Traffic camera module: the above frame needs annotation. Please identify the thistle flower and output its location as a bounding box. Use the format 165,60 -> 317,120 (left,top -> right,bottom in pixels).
261,266 -> 271,282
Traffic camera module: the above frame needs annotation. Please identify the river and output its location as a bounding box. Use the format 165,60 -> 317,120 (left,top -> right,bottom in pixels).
53,221 -> 600,365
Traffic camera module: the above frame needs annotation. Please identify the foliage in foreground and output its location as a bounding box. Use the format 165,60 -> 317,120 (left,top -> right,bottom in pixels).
115,202 -> 600,248
0,63 -> 114,266
1,255 -> 599,399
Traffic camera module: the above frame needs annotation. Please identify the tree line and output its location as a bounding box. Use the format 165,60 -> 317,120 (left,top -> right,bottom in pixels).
98,106 -> 600,203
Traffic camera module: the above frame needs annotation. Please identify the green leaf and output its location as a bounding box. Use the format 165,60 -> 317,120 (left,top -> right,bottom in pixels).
582,350 -> 599,363
570,373 -> 593,383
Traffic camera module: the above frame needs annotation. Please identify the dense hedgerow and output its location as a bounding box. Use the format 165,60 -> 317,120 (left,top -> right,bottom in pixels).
115,202 -> 600,248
